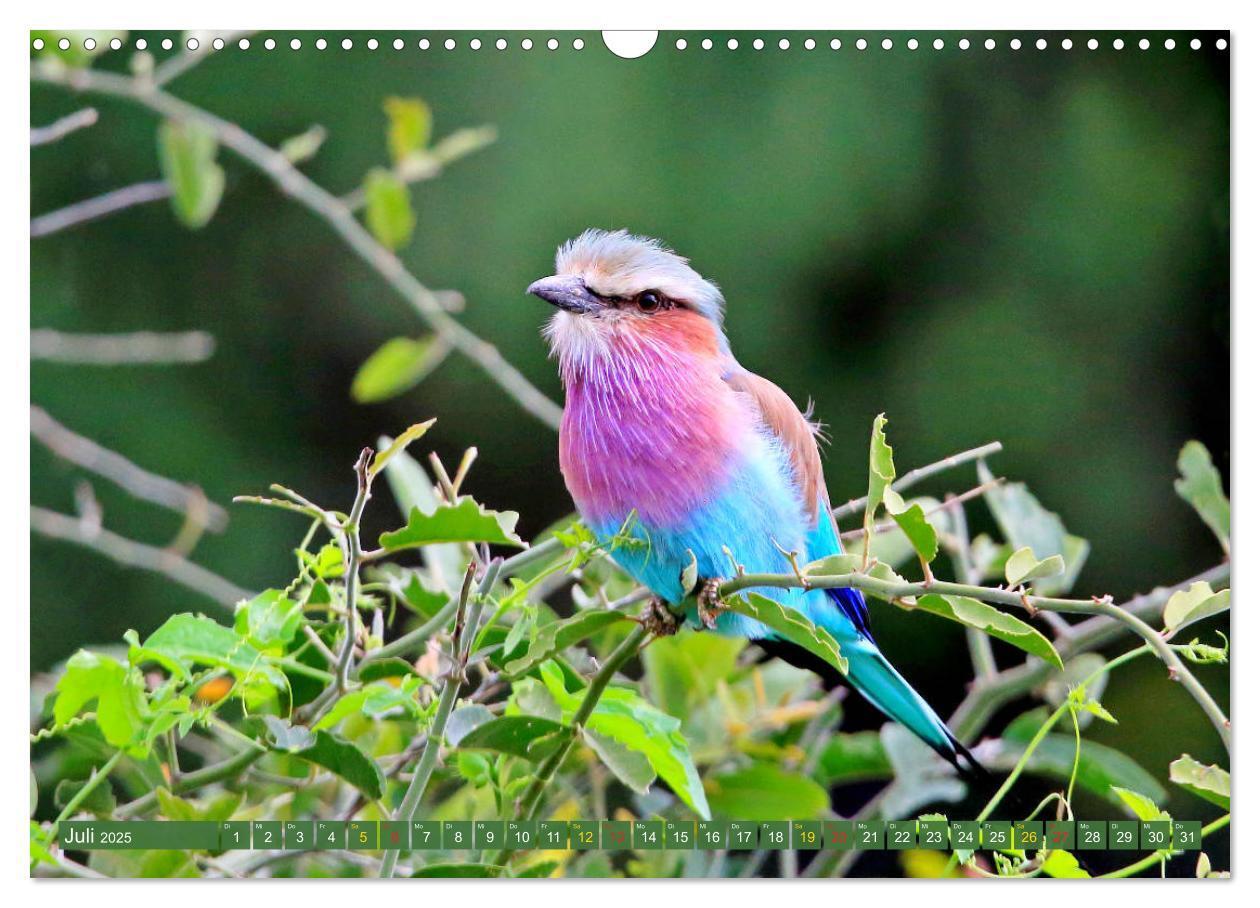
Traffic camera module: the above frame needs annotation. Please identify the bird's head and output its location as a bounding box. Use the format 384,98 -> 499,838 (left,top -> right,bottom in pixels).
530,229 -> 727,370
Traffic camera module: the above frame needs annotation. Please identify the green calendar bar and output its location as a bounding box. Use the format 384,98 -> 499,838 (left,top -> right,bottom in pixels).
60,821 -> 219,851
54,818 -> 1206,852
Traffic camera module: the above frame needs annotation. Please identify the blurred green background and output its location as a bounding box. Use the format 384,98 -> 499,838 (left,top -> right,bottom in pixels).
31,30 -> 1228,837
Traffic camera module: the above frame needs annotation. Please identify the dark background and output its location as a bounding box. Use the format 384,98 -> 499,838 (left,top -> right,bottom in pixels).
31,30 -> 1229,855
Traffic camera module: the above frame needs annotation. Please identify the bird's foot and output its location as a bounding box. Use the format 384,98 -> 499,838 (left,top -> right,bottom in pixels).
697,577 -> 728,630
640,596 -> 681,638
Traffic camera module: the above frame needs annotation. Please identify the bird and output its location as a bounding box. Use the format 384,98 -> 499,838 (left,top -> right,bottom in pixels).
528,228 -> 983,778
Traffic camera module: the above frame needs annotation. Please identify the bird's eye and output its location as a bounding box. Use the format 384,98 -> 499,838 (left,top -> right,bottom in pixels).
636,291 -> 663,312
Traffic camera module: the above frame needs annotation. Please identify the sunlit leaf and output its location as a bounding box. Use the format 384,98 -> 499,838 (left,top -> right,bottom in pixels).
504,610 -> 630,676
53,651 -> 148,752
380,496 -> 525,550
864,413 -> 896,553
981,465 -> 1088,596
369,419 -> 435,475
1042,849 -> 1091,878
233,590 -> 303,653
363,167 -> 415,250
157,120 -> 225,229
912,594 -> 1061,668
705,762 -> 829,820
384,97 -> 433,163
1169,754 -> 1229,808
1174,441 -> 1230,554
1003,546 -> 1065,587
353,337 -> 451,404
882,487 -> 938,564
541,662 -> 710,819
585,729 -> 655,794
457,715 -> 568,757
1163,581 -> 1230,634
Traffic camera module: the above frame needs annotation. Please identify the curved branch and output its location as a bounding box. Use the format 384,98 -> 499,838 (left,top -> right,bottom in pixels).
32,63 -> 563,431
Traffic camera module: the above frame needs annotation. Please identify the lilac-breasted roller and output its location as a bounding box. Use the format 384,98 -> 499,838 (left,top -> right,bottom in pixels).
529,229 -> 982,776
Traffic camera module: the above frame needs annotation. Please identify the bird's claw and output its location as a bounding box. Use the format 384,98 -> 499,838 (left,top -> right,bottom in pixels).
640,596 -> 681,638
697,577 -> 727,630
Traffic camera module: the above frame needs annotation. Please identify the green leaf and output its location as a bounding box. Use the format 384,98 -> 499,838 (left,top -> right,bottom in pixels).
705,763 -> 829,820
54,776 -> 117,817
290,730 -> 385,800
380,496 -> 525,550
912,595 -> 1061,668
1163,581 -> 1230,634
412,863 -> 504,878
642,630 -> 745,720
726,592 -> 847,675
1003,546 -> 1065,587
446,704 -> 496,746
53,651 -> 148,752
882,487 -> 939,564
1113,786 -> 1166,822
981,466 -> 1088,596
864,413 -> 896,541
310,681 -> 424,731
233,590 -> 303,653
813,731 -> 893,786
804,553 -> 909,602
1169,754 -> 1229,808
585,729 -> 655,794
368,419 -> 437,475
384,97 -> 433,163
1174,441 -> 1230,554
540,663 -> 710,819
363,167 -> 415,250
456,715 -> 568,758
1042,850 -> 1091,878
353,335 -> 450,404
378,438 -> 464,590
132,614 -> 286,690
157,120 -> 225,229
504,610 -> 630,676
279,124 -> 327,165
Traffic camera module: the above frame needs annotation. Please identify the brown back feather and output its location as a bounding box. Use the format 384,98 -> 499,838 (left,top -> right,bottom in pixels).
724,369 -> 835,531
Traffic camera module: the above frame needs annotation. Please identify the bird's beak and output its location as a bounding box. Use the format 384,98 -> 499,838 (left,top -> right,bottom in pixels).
527,275 -> 601,314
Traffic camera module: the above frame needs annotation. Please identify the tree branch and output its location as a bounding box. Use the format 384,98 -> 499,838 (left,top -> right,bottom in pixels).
30,505 -> 249,608
30,180 -> 171,238
32,405 -> 228,532
30,329 -> 216,365
33,63 -> 563,430
30,106 -> 98,146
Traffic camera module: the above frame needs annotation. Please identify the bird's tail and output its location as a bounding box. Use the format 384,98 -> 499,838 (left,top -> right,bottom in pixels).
756,633 -> 987,783
843,636 -> 988,783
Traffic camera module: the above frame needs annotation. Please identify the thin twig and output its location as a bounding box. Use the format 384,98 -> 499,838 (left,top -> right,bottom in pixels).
33,64 -> 563,430
31,329 -> 216,365
832,441 -> 1003,519
30,106 -> 99,146
340,126 -> 499,210
31,180 -> 171,238
32,405 -> 228,531
31,505 -> 249,608
379,559 -> 499,878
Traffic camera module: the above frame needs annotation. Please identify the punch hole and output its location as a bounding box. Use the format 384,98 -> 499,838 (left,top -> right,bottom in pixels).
135,38 -> 147,49
830,38 -> 841,50
959,38 -> 970,50
932,38 -> 944,50
701,38 -> 713,50
111,37 -> 123,50
1215,38 -> 1227,50
754,38 -> 765,50
602,31 -> 658,59
675,38 -> 687,50
804,38 -> 816,50
213,38 -> 225,50
162,38 -> 173,50
315,38 -> 326,50
32,37 -> 44,50
84,38 -> 97,51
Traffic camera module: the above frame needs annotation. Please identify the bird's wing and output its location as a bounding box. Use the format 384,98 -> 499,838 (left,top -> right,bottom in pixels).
724,368 -> 873,640
723,368 -> 832,531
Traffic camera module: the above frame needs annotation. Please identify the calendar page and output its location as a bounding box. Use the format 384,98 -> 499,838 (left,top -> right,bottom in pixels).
28,25 -> 1230,882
